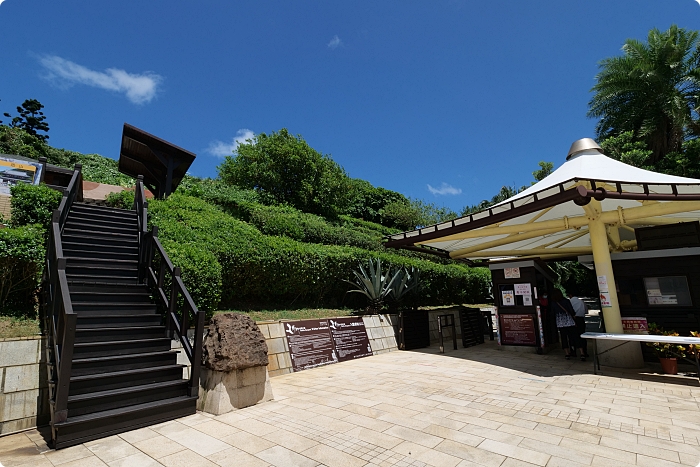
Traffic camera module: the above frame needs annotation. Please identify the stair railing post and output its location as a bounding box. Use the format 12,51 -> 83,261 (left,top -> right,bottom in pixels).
53,259 -> 76,424
74,164 -> 83,202
189,309 -> 205,397
168,267 -> 181,340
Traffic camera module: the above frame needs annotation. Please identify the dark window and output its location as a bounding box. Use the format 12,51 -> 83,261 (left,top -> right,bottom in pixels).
643,276 -> 692,306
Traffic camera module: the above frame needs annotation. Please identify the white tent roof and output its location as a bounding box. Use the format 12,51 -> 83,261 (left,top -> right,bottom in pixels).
504,149 -> 699,205
385,146 -> 700,261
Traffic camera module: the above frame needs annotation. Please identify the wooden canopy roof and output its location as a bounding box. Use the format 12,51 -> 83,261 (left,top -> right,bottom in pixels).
119,123 -> 196,198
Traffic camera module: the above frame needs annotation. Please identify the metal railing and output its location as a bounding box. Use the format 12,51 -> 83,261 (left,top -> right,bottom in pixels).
134,176 -> 205,397
44,164 -> 82,425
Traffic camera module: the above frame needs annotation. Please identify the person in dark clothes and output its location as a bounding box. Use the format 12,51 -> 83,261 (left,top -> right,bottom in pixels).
551,288 -> 586,360
567,290 -> 589,358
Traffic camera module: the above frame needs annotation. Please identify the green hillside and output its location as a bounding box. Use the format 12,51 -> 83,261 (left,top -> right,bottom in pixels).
0,125 -> 491,317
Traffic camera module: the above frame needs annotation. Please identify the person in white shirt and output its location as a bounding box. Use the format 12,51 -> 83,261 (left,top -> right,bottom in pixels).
567,291 -> 588,358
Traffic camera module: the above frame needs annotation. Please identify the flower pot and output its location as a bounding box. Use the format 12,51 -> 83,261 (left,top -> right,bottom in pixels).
659,357 -> 678,375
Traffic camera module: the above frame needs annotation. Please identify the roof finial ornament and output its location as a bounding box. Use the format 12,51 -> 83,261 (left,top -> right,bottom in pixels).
567,138 -> 603,160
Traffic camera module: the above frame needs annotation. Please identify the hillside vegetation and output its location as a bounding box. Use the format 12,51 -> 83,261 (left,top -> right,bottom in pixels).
1,125 -> 491,317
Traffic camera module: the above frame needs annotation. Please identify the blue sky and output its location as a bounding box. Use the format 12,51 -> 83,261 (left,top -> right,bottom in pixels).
1,1 -> 698,213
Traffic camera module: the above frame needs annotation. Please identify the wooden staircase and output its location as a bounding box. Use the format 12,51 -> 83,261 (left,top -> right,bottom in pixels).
44,170 -> 203,449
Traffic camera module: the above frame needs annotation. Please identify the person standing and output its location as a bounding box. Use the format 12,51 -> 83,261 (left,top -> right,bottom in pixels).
551,289 -> 585,361
567,290 -> 588,358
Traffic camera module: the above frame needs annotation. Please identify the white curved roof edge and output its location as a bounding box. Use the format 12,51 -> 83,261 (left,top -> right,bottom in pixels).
386,148 -> 700,242
497,149 -> 700,206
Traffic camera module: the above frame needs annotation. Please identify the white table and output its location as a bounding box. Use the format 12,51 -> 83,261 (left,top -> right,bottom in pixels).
580,332 -> 700,379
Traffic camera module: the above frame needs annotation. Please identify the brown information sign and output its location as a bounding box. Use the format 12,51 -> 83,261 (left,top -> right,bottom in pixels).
285,320 -> 338,372
499,314 -> 537,346
329,317 -> 373,362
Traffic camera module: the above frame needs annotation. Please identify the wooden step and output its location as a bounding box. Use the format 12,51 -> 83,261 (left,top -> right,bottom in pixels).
74,325 -> 165,343
65,265 -> 138,281
65,214 -> 137,229
70,203 -> 137,219
63,248 -> 139,262
63,227 -> 137,241
64,221 -> 136,236
66,379 -> 188,418
71,350 -> 178,376
68,283 -> 148,294
68,364 -> 185,395
71,302 -> 157,315
69,290 -> 152,304
52,395 -> 197,449
76,314 -> 162,328
66,275 -> 140,286
72,337 -> 171,358
62,233 -> 137,248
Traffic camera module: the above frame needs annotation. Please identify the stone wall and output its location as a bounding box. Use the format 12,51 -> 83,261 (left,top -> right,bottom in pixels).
0,194 -> 11,221
257,314 -> 399,377
0,337 -> 49,436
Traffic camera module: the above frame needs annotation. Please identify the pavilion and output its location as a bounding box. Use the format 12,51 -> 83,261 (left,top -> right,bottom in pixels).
385,138 -> 700,366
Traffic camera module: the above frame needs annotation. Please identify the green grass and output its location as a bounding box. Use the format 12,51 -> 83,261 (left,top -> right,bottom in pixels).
215,308 -> 355,322
0,317 -> 41,339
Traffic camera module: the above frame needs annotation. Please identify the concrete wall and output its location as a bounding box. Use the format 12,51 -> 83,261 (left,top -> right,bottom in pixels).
0,337 -> 49,436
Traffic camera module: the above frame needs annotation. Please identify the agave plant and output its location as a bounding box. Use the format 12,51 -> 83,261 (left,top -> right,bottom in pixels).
345,258 -> 401,313
388,266 -> 419,304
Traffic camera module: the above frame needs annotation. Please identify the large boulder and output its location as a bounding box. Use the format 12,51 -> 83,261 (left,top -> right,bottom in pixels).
202,313 -> 268,372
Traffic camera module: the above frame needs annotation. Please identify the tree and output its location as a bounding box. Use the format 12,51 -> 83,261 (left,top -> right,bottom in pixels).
3,99 -> 50,142
532,161 -> 553,182
217,128 -> 350,218
588,25 -> 700,165
345,178 -> 408,225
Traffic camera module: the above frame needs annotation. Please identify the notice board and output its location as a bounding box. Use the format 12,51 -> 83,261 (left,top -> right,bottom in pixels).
285,317 -> 372,372
329,317 -> 372,362
285,320 -> 338,372
499,314 -> 537,346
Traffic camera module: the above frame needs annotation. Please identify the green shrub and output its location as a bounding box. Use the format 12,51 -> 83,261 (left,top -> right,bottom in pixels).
9,183 -> 62,229
76,153 -> 134,186
105,190 -> 135,210
159,239 -> 222,316
0,224 -> 45,317
149,194 -> 491,310
246,204 -> 382,250
217,128 -> 351,218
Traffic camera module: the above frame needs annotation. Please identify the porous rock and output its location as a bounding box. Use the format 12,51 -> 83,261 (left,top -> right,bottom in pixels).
202,313 -> 269,372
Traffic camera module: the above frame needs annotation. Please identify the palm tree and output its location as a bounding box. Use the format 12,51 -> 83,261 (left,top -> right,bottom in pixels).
588,25 -> 700,165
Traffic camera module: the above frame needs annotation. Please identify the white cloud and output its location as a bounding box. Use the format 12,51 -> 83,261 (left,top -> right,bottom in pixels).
38,55 -> 162,104
427,182 -> 462,196
327,35 -> 342,49
207,129 -> 255,158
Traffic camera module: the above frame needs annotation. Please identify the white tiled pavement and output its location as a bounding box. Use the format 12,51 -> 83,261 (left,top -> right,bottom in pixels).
2,340 -> 700,467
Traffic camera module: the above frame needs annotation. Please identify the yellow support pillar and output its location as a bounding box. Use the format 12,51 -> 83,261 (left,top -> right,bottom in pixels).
588,218 -> 623,333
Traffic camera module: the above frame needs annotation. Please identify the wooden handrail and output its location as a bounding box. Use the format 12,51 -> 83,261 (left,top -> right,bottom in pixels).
44,165 -> 82,429
134,178 -> 205,398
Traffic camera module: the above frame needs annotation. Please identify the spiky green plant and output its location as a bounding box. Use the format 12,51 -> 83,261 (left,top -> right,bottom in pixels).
388,267 -> 419,303
345,258 -> 401,313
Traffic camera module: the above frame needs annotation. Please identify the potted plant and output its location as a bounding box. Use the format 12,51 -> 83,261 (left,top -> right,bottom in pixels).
646,323 -> 686,375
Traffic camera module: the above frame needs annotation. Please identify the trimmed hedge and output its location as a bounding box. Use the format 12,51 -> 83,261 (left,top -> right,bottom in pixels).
105,190 -> 135,210
0,224 -> 45,316
149,194 -> 491,310
10,183 -> 62,230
